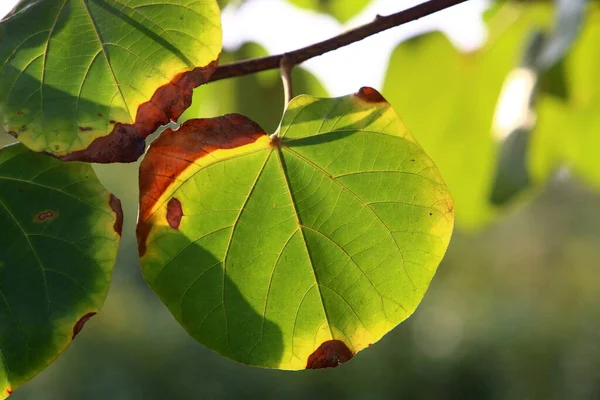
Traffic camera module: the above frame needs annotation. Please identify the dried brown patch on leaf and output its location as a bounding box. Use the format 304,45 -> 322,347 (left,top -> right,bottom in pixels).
306,340 -> 354,369
137,114 -> 267,255
166,198 -> 183,229
62,61 -> 218,163
109,194 -> 123,236
72,312 -> 97,339
355,86 -> 387,103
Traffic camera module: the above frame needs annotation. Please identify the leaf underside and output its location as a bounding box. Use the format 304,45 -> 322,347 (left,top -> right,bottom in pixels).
0,0 -> 222,162
137,87 -> 454,370
0,143 -> 122,398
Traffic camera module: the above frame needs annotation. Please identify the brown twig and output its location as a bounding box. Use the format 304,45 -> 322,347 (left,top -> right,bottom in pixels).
209,0 -> 469,83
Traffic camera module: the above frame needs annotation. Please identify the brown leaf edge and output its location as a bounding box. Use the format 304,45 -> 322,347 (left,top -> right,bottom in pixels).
136,114 -> 267,256
306,340 -> 354,369
60,60 -> 218,163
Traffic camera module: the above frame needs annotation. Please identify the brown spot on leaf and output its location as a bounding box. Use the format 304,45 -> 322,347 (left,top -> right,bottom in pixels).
6,388 -> 12,396
97,113 -> 103,117
166,198 -> 183,229
136,114 -> 266,256
72,312 -> 96,339
16,110 -> 23,115
7,131 -> 17,138
79,126 -> 92,132
61,61 -> 218,163
35,210 -> 57,222
109,194 -> 123,236
355,86 -> 387,103
306,340 -> 354,369
109,120 -> 116,124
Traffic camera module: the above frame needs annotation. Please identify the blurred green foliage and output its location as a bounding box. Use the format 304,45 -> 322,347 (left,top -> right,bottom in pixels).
383,3 -> 553,229
287,0 -> 371,22
532,3 -> 600,188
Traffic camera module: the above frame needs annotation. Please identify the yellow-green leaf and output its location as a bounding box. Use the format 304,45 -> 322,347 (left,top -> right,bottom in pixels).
0,0 -> 222,162
137,88 -> 454,369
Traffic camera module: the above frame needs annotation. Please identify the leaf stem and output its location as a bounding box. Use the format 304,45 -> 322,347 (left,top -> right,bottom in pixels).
280,54 -> 294,105
209,0 -> 469,83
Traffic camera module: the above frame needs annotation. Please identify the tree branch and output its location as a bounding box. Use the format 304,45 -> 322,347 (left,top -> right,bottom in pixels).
209,0 -> 469,83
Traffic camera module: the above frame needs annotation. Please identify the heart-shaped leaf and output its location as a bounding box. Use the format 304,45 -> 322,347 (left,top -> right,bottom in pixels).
0,143 -> 122,398
0,0 -> 222,162
137,88 -> 454,369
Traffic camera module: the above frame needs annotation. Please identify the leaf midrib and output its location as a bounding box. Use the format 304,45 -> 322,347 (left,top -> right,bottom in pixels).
274,147 -> 335,343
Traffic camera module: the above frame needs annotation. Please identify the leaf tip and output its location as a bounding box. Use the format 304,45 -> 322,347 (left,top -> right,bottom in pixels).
306,340 -> 354,369
72,312 -> 97,340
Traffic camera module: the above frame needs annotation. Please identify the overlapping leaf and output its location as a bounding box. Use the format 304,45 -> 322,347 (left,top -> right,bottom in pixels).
137,88 -> 454,369
383,3 -> 552,229
0,143 -> 122,398
0,0 -> 222,162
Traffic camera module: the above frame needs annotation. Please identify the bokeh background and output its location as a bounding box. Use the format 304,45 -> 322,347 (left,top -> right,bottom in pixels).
3,0 -> 600,398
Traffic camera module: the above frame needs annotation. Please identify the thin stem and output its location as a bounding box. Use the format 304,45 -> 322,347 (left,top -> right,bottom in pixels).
280,54 -> 294,105
209,0 -> 469,83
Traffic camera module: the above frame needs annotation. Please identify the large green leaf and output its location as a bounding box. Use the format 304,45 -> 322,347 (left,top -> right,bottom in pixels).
0,0 -> 221,162
382,3 -> 552,229
137,88 -> 454,369
288,0 -> 370,23
0,143 -> 122,398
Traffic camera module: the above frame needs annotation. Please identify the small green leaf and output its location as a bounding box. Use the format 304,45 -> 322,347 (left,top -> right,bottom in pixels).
288,0 -> 370,23
0,143 -> 122,398
137,88 -> 454,369
0,0 -> 222,162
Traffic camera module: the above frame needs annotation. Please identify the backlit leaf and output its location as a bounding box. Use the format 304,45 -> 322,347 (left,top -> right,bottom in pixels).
0,0 -> 222,162
0,143 -> 122,398
137,88 -> 454,369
